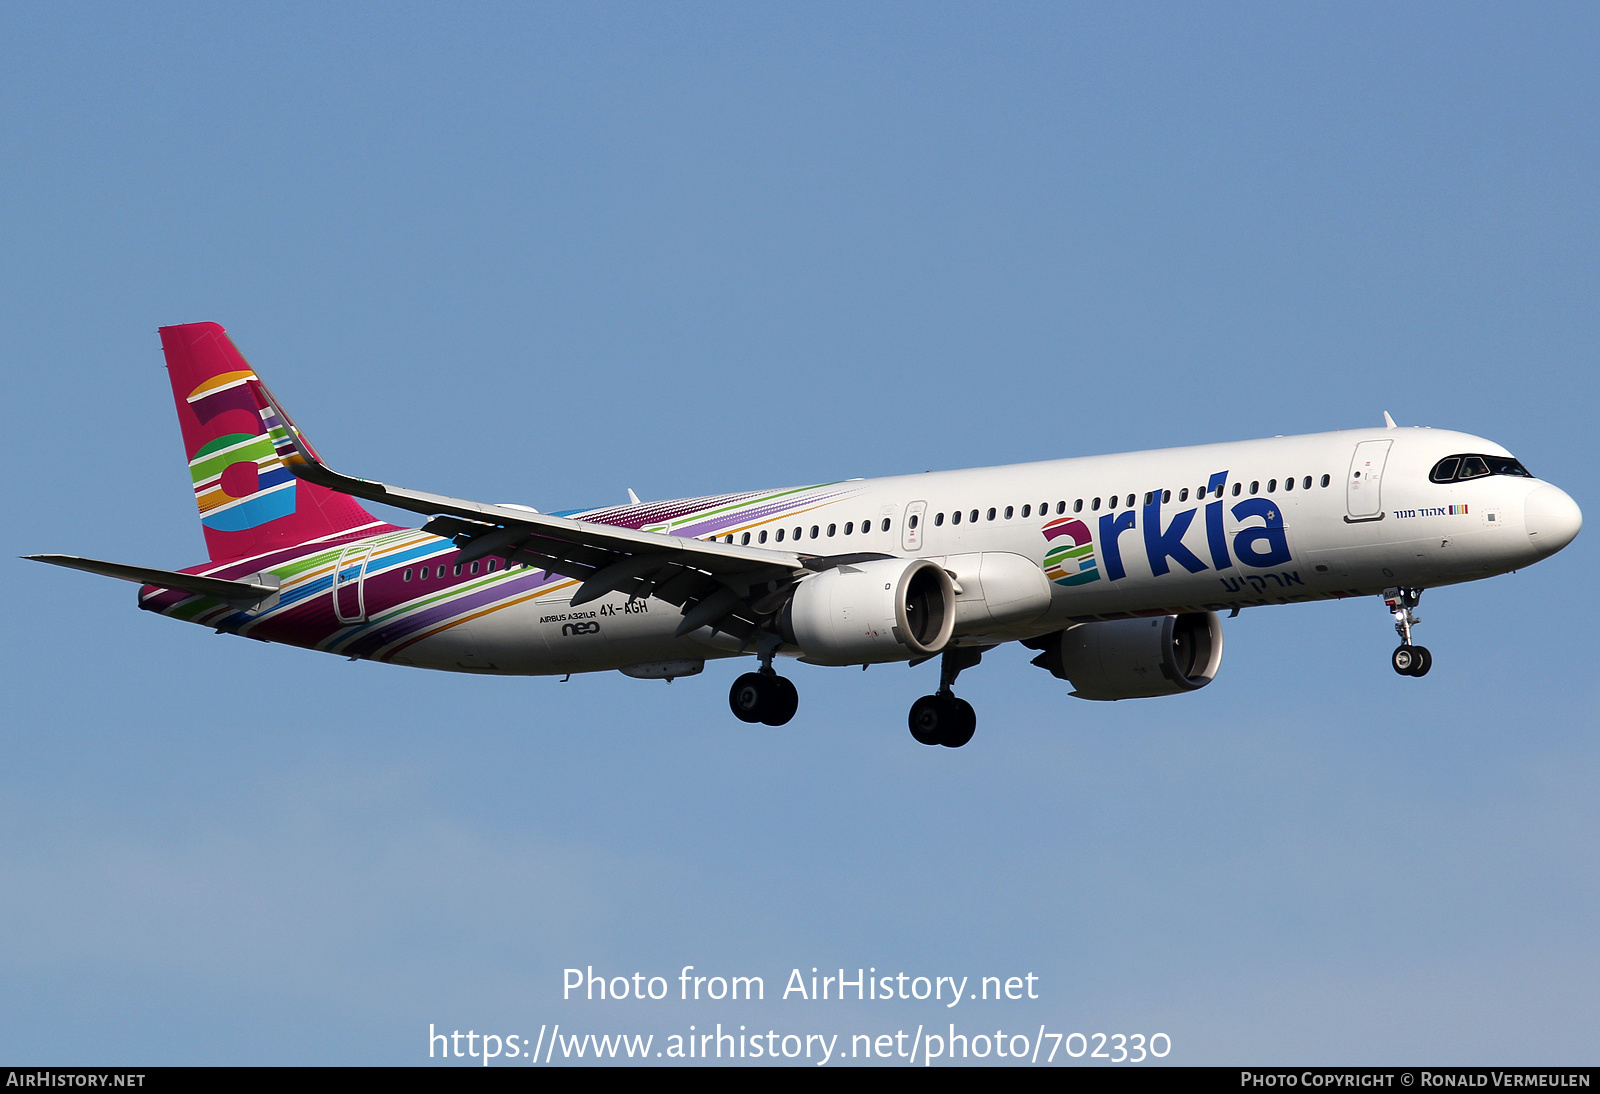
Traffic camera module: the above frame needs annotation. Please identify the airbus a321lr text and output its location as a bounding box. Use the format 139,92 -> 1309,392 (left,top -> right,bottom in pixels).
31,324 -> 1583,747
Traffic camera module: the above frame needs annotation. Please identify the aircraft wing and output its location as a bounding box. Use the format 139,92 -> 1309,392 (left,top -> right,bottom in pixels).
248,380 -> 819,640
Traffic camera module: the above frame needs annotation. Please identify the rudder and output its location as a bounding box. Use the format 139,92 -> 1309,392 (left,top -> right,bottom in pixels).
159,322 -> 383,561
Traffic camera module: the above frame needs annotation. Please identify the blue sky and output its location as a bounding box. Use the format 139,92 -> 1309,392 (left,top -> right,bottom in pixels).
1,3 -> 1595,1065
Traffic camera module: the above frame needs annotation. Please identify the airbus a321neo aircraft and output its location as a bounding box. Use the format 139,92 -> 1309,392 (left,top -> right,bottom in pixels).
31,323 -> 1583,748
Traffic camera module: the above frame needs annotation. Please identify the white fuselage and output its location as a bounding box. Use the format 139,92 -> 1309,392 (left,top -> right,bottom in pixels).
384,425 -> 1572,676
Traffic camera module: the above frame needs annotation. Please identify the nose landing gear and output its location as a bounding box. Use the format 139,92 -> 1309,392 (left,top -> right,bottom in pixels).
1384,587 -> 1432,677
908,646 -> 985,748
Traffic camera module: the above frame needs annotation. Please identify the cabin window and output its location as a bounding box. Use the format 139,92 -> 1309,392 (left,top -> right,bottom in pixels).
906,516 -> 917,530
1004,506 -> 1014,519
986,508 -> 996,521
453,564 -> 463,576
487,560 -> 497,572
969,509 -> 979,523
935,512 -> 945,526
470,561 -> 479,574
775,528 -> 785,542
758,530 -> 767,543
844,522 -> 854,535
1092,497 -> 1101,511
827,524 -> 836,536
882,518 -> 892,532
1320,474 -> 1331,487
951,510 -> 962,525
1179,488 -> 1189,502
1108,495 -> 1118,510
1232,483 -> 1243,497
403,568 -> 413,581
1021,504 -> 1031,518
1284,477 -> 1294,491
741,532 -> 751,545
1267,479 -> 1277,493
1074,499 -> 1084,513
810,526 -> 819,539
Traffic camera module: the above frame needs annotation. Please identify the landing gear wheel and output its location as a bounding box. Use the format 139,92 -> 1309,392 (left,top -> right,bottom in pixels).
1408,645 -> 1432,677
908,695 -> 945,746
730,672 -> 799,725
729,672 -> 771,723
762,675 -> 799,726
908,694 -> 977,748
1391,645 -> 1433,677
943,697 -> 976,748
1391,646 -> 1418,676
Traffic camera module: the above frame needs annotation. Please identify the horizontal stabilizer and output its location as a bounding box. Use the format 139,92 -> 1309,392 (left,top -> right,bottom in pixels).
26,554 -> 282,611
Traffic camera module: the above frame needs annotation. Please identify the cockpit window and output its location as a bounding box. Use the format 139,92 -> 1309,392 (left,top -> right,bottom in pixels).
1429,453 -> 1533,483
1487,456 -> 1532,477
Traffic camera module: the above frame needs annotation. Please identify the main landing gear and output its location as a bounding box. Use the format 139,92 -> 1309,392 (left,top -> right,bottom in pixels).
729,638 -> 799,726
729,669 -> 798,725
1384,587 -> 1432,677
909,647 -> 985,748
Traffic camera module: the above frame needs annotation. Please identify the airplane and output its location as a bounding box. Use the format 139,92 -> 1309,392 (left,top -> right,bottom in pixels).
29,322 -> 1583,748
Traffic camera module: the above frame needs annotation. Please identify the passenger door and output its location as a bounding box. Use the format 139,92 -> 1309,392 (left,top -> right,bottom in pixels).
333,541 -> 375,623
1346,440 -> 1392,521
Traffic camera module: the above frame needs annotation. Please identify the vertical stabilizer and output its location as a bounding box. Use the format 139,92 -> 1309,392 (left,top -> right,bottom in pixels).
159,322 -> 383,561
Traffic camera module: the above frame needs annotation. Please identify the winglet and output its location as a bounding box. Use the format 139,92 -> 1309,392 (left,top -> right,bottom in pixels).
1383,411 -> 1398,429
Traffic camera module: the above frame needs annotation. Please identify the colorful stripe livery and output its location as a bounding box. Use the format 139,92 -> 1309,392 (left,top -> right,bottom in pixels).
160,323 -> 388,561
139,480 -> 863,669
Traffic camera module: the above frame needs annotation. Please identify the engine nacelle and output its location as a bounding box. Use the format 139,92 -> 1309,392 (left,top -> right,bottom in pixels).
781,558 -> 956,665
937,552 -> 1054,634
1032,612 -> 1224,700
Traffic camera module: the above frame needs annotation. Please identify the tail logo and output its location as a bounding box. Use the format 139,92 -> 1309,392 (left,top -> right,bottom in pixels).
186,372 -> 297,531
1042,517 -> 1100,586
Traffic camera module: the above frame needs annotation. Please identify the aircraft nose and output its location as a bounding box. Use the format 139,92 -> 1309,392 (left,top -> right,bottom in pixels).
1524,484 -> 1582,558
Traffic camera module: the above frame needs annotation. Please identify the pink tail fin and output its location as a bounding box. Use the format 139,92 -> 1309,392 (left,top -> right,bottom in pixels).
159,322 -> 384,562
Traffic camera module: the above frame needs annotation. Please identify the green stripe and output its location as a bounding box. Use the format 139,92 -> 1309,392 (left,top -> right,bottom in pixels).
664,483 -> 839,529
189,435 -> 275,482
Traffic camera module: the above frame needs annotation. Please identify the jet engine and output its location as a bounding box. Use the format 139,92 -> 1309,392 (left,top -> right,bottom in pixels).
1031,612 -> 1224,700
780,558 -> 956,665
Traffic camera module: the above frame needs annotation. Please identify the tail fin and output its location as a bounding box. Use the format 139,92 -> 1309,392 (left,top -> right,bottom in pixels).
159,322 -> 382,561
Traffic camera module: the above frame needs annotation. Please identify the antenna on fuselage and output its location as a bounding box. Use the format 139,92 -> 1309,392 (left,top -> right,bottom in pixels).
627,488 -> 641,505
1383,411 -> 1398,429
